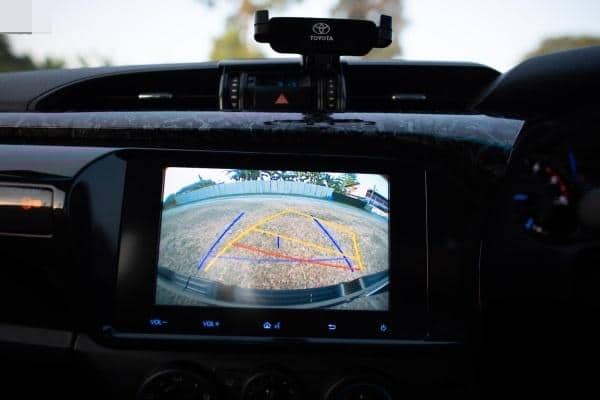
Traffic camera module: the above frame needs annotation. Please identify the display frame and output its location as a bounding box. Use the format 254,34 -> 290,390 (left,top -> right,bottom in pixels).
112,149 -> 428,341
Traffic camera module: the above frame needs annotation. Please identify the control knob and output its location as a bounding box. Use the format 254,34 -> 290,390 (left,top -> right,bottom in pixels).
137,366 -> 218,400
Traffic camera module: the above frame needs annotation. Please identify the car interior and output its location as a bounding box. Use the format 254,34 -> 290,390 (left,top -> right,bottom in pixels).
1,5 -> 600,400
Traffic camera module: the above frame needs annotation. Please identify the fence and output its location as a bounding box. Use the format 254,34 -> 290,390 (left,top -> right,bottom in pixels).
174,181 -> 334,205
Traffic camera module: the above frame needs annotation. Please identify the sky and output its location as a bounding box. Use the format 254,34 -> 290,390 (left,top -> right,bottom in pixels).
163,167 -> 389,200
6,0 -> 600,72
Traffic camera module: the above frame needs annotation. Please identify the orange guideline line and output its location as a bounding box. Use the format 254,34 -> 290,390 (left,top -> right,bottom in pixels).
203,209 -> 291,272
232,242 -> 349,270
205,208 -> 366,273
252,228 -> 360,262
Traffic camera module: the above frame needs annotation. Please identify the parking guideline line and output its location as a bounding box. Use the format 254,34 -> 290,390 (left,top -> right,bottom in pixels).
306,212 -> 362,270
203,209 -> 292,272
196,211 -> 245,271
233,242 -> 348,270
313,217 -> 354,272
287,209 -> 356,235
217,255 -> 347,263
351,232 -> 365,270
203,208 -> 364,273
285,209 -> 363,266
252,228 -> 360,262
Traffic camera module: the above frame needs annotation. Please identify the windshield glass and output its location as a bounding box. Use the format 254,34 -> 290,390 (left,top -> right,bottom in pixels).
1,0 -> 600,73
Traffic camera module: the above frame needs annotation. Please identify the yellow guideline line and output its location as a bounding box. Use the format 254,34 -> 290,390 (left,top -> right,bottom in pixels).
204,207 -> 366,272
285,209 -> 363,270
203,209 -> 292,272
351,232 -> 365,270
253,228 -> 360,262
286,209 -> 356,235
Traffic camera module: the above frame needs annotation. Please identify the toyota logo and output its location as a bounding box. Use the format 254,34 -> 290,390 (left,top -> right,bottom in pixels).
312,22 -> 331,35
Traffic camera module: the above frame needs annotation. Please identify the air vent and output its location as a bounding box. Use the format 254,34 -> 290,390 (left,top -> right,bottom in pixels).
343,62 -> 499,113
32,69 -> 220,112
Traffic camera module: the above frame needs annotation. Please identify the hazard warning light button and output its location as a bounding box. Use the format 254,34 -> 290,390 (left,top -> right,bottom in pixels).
274,93 -> 289,105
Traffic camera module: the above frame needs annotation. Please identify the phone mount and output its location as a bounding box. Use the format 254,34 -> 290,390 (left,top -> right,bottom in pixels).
218,11 -> 393,114
254,10 -> 392,73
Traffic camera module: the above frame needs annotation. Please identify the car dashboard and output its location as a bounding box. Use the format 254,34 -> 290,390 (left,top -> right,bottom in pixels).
1,46 -> 600,399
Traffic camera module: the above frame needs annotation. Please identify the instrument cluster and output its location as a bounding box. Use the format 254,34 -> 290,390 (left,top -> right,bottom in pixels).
512,133 -> 600,242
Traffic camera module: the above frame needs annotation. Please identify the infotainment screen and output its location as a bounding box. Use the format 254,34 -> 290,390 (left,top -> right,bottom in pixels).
156,167 -> 390,311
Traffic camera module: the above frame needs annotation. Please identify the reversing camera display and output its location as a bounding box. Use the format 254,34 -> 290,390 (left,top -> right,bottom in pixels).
156,168 -> 389,310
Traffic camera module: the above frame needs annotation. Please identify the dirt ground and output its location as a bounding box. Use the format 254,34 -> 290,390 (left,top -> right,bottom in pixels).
157,195 -> 389,307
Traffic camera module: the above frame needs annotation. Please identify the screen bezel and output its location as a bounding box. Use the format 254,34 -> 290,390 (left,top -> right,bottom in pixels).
113,150 -> 427,341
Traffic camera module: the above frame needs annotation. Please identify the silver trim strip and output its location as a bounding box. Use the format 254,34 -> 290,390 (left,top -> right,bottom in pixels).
424,170 -> 430,337
108,330 -> 460,346
391,94 -> 427,101
478,240 -> 483,311
138,92 -> 173,100
0,323 -> 73,349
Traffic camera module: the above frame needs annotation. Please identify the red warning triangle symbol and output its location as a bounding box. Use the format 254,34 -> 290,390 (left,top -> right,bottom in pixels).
275,93 -> 289,105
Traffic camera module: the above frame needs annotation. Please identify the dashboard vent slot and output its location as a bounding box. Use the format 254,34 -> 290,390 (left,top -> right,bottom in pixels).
32,69 -> 219,112
343,63 -> 499,113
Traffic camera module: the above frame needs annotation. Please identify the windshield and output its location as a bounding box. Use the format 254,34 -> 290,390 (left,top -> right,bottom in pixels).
1,0 -> 600,73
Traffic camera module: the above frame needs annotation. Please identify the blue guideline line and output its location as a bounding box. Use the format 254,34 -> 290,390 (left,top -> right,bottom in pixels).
513,193 -> 529,202
568,150 -> 578,178
196,211 -> 245,271
313,217 -> 354,271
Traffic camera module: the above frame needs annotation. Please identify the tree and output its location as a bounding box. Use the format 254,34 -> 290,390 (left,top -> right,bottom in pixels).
76,54 -> 112,68
201,0 -> 403,60
339,173 -> 359,189
210,27 -> 264,60
176,175 -> 217,193
205,0 -> 301,60
281,171 -> 298,181
0,34 -> 36,72
331,0 -> 404,58
319,174 -> 342,193
228,169 -> 262,181
296,171 -> 324,185
37,56 -> 66,70
524,36 -> 600,60
263,170 -> 283,180
163,193 -> 177,209
259,170 -> 300,181
1,34 -> 69,72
